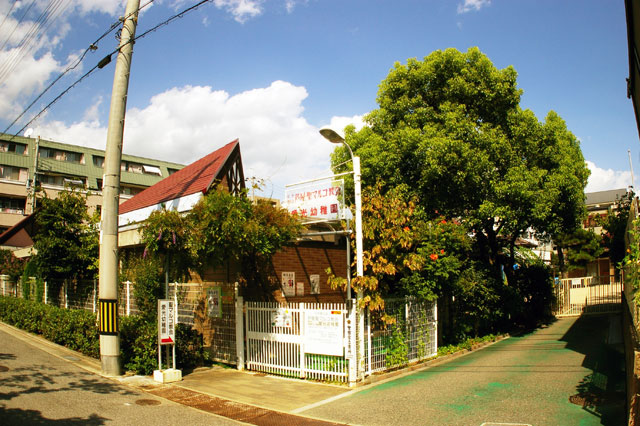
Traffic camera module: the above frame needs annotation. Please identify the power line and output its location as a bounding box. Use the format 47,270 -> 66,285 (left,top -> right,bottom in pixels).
2,0 -> 157,134
4,0 -> 213,138
0,0 -> 71,85
0,0 -> 20,35
0,0 -> 36,52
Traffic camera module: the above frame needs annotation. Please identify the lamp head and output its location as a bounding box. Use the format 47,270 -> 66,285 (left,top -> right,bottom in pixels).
319,127 -> 345,144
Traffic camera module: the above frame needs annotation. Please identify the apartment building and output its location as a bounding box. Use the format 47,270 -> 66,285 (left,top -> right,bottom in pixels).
0,133 -> 184,233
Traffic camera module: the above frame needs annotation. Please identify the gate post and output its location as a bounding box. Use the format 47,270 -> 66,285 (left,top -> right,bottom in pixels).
300,303 -> 306,379
235,283 -> 245,371
346,301 -> 357,385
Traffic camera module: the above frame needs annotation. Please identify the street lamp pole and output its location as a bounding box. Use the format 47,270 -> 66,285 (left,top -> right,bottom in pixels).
319,128 -> 363,280
319,127 -> 365,380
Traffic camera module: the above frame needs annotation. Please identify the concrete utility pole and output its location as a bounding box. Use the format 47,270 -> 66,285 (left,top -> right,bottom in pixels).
98,0 -> 140,376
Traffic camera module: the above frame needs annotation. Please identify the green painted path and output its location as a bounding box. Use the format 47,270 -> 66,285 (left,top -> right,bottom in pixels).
303,315 -> 625,426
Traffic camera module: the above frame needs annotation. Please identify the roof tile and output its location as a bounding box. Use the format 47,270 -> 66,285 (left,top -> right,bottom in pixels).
118,140 -> 238,214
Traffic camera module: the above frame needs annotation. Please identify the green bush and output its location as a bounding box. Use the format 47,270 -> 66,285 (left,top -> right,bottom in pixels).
120,315 -> 209,375
120,315 -> 158,375
0,296 -> 99,358
0,297 -> 209,375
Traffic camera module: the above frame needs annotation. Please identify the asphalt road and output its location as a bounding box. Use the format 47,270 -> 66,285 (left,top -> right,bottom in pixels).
302,315 -> 626,426
0,327 -> 242,425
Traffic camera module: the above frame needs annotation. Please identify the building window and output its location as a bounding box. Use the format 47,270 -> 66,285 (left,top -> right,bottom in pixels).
0,140 -> 28,155
120,185 -> 143,196
39,174 -> 86,188
93,155 -> 105,168
167,168 -> 180,175
121,161 -> 163,176
0,165 -> 28,182
0,197 -> 26,214
39,147 -> 84,164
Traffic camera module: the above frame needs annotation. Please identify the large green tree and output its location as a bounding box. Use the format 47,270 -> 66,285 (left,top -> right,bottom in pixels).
32,190 -> 98,281
332,47 -> 589,286
187,187 -> 302,299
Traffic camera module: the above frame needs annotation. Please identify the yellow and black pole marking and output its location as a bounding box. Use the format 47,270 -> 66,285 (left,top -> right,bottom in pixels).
99,299 -> 118,335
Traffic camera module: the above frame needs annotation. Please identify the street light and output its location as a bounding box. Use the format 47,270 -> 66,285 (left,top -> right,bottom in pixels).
320,126 -> 365,382
319,127 -> 363,279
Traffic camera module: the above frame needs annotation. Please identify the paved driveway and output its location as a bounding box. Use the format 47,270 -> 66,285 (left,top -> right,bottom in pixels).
302,315 -> 626,426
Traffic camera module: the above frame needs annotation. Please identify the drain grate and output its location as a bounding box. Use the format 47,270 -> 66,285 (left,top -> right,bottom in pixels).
135,399 -> 161,406
148,386 -> 346,425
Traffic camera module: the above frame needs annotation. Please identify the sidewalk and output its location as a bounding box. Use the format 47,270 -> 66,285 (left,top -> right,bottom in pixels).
0,321 -> 350,424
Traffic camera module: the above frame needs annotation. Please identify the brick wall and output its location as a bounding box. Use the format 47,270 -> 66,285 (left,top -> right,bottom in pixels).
270,240 -> 347,304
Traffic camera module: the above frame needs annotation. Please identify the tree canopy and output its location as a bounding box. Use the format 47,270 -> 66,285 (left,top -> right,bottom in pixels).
32,190 -> 98,281
332,47 -> 589,286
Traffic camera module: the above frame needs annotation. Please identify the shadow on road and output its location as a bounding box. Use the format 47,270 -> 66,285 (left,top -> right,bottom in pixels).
0,363 -> 137,399
0,406 -> 107,425
561,314 -> 626,426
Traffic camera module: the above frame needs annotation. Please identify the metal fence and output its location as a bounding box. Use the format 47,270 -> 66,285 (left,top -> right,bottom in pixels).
168,281 -> 238,364
365,297 -> 438,374
244,301 -> 350,383
553,276 -> 622,317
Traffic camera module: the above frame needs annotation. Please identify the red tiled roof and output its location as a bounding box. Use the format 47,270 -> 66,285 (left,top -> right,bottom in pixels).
118,140 -> 239,214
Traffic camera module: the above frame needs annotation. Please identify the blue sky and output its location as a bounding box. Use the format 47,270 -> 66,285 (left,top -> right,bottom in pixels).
0,0 -> 636,198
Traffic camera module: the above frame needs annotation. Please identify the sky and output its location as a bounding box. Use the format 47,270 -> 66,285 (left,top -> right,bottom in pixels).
0,0 -> 637,199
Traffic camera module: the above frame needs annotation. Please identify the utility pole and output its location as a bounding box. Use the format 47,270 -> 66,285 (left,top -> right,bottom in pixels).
29,136 -> 40,214
98,0 -> 140,376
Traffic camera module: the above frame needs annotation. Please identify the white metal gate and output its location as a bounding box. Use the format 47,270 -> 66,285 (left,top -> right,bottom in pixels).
244,301 -> 351,383
553,276 -> 622,317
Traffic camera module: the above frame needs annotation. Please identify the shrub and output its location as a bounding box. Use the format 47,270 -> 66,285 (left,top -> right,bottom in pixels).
0,296 -> 99,358
0,296 -> 211,375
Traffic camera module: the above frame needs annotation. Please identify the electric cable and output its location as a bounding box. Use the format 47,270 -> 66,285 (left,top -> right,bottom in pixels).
4,0 -> 212,138
0,0 -> 70,85
0,0 -> 20,35
2,0 -> 157,134
0,0 -> 36,52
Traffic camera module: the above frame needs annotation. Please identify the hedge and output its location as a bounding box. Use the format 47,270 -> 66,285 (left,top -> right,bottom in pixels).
0,296 -> 208,375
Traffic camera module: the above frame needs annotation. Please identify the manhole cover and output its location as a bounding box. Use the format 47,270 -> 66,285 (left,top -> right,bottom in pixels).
0,365 -> 9,372
135,399 -> 161,406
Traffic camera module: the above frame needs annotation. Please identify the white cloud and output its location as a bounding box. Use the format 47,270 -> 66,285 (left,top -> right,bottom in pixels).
0,0 -> 268,129
75,0 -> 128,16
585,161 -> 632,193
29,81 -> 359,200
0,50 -> 60,119
324,115 -> 366,134
211,0 -> 264,23
457,0 -> 491,14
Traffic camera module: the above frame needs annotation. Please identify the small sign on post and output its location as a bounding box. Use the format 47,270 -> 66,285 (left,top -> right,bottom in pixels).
154,299 -> 181,383
158,299 -> 175,345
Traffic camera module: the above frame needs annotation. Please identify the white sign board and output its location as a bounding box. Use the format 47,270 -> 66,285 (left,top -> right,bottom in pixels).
284,178 -> 345,222
305,309 -> 344,356
207,287 -> 222,318
310,274 -> 320,295
271,308 -> 292,328
282,272 -> 295,297
158,299 -> 176,345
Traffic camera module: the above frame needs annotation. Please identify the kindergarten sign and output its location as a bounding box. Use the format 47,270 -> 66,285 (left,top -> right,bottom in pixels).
284,178 -> 344,223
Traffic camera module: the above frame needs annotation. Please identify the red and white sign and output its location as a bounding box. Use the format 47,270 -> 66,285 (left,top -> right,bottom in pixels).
158,300 -> 176,345
284,178 -> 344,222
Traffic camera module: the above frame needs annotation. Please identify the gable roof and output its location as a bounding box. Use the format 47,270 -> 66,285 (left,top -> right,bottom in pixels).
119,140 -> 240,215
585,188 -> 629,207
0,212 -> 37,248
